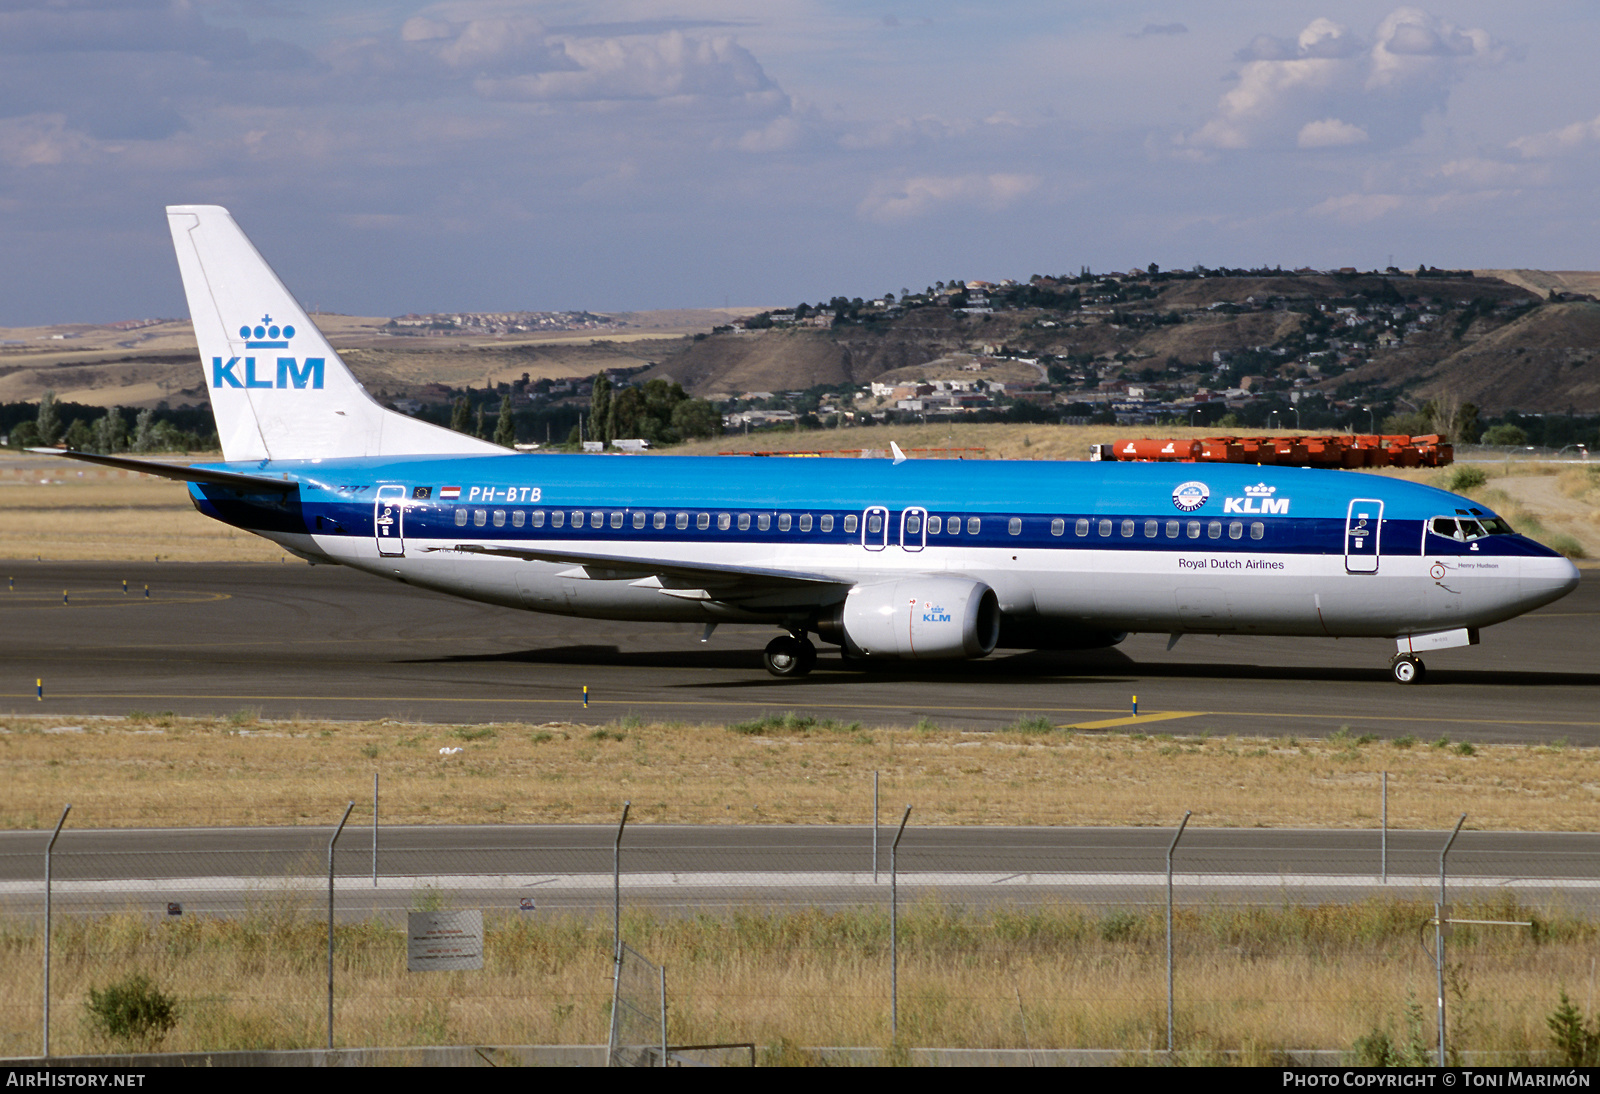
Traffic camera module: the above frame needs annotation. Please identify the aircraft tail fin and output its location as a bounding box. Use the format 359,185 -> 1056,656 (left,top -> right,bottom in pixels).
166,205 -> 504,462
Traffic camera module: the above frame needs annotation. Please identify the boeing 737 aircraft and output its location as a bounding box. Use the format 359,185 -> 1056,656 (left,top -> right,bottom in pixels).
39,206 -> 1581,682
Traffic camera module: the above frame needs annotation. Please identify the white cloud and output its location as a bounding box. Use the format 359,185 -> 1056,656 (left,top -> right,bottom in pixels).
474,31 -> 779,105
856,173 -> 1039,223
1298,118 -> 1368,148
1510,115 -> 1600,159
1184,8 -> 1500,152
1309,192 -> 1407,223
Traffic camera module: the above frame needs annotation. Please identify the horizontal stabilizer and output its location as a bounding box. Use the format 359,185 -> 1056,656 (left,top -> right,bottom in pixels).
28,448 -> 297,492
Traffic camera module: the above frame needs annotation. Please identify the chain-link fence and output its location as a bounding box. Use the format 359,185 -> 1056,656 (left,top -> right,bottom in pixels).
4,804 -> 1600,1064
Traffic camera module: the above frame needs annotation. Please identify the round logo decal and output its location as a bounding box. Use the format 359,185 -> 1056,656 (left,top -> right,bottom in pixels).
1430,562 -> 1446,580
1171,481 -> 1210,513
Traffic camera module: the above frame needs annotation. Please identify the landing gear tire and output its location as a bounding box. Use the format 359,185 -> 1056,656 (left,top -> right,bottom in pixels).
763,635 -> 816,678
1391,655 -> 1426,685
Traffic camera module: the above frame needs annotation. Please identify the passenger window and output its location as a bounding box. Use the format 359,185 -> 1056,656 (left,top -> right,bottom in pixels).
800,514 -> 813,532
592,511 -> 605,529
676,512 -> 689,530
821,514 -> 834,533
906,513 -> 922,534
632,512 -> 645,529
967,517 -> 981,535
1051,518 -> 1064,536
454,509 -> 468,527
551,511 -> 564,529
1097,519 -> 1112,537
928,515 -> 941,535
492,510 -> 505,528
1166,520 -> 1179,538
718,513 -> 731,531
778,514 -> 791,532
1144,519 -> 1158,538
948,516 -> 961,536
474,509 -> 487,527
1207,521 -> 1222,539
844,514 -> 858,533
571,510 -> 583,527
1228,521 -> 1242,540
1120,519 -> 1134,537
1075,518 -> 1089,536
758,514 -> 771,531
737,513 -> 751,531
867,513 -> 882,534
1008,517 -> 1022,535
531,510 -> 545,529
1250,522 -> 1264,540
512,510 -> 525,529
653,512 -> 666,529
697,513 -> 710,530
1187,521 -> 1201,539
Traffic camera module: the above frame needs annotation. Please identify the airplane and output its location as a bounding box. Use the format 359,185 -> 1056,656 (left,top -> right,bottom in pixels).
36,205 -> 1581,684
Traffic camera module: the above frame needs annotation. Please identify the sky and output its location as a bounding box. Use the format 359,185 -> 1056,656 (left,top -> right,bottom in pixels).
5,1 -> 1600,324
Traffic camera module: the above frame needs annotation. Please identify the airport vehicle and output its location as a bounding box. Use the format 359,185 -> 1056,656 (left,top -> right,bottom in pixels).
40,206 -> 1581,682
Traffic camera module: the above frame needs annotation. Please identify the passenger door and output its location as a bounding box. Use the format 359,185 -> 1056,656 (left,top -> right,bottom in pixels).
1344,499 -> 1383,574
374,485 -> 407,557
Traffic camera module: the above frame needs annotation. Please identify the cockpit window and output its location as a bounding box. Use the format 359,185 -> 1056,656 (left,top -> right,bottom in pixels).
1430,515 -> 1514,541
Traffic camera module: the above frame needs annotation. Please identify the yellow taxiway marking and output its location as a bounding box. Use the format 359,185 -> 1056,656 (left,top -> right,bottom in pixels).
1063,711 -> 1205,730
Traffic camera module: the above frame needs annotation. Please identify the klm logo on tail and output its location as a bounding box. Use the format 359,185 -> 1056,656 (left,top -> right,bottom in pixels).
211,312 -> 323,390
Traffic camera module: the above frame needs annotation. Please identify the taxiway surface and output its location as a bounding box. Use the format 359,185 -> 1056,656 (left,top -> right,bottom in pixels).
2,560 -> 1596,742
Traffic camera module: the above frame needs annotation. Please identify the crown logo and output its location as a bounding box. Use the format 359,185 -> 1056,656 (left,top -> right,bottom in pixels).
1243,483 -> 1276,497
238,313 -> 295,348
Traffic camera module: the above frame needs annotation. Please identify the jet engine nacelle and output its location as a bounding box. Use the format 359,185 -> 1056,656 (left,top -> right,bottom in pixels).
818,576 -> 1001,660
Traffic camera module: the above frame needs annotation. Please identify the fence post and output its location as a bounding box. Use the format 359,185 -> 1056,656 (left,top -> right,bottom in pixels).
327,801 -> 353,1051
1166,810 -> 1191,1056
889,805 -> 912,1040
659,964 -> 668,1068
1437,813 -> 1466,1067
872,771 -> 879,883
608,801 -> 631,1064
1381,771 -> 1388,884
42,804 -> 70,1058
372,772 -> 379,888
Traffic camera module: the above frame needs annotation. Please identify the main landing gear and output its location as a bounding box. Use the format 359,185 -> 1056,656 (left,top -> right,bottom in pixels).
763,633 -> 818,678
1390,654 -> 1427,685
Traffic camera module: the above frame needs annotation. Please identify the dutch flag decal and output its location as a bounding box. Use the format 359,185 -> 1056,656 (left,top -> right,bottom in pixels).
439,486 -> 461,500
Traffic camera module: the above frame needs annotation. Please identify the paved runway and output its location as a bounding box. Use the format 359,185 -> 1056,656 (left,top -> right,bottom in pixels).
2,559 -> 1597,743
6,824 -> 1600,919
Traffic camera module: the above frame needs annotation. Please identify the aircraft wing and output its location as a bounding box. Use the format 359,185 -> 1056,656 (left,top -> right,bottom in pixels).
432,543 -> 851,604
28,448 -> 299,493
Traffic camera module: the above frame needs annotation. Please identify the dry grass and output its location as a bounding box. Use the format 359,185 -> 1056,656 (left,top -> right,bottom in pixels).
2,896 -> 1591,1060
0,455 -> 281,562
3,713 -> 1599,832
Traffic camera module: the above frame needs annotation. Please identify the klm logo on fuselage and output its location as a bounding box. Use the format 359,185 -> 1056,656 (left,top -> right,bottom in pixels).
211,313 -> 323,389
211,356 -> 324,389
1223,483 -> 1290,515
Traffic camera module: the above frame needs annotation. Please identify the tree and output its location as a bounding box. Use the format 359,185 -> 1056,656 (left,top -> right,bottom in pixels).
92,408 -> 125,454
132,408 -> 157,452
589,375 -> 613,444
1481,423 -> 1528,446
35,390 -> 61,446
493,395 -> 516,447
671,399 -> 720,439
474,403 -> 487,439
449,396 -> 470,434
